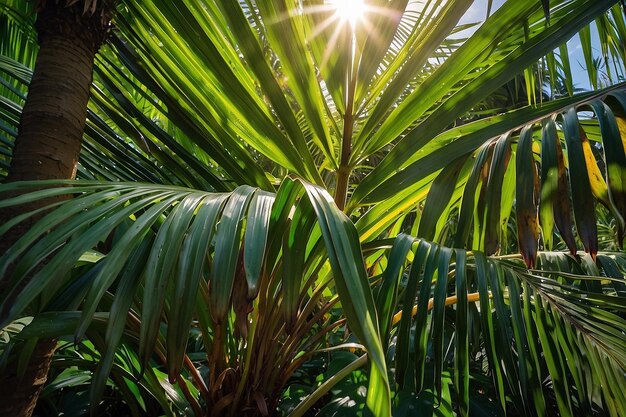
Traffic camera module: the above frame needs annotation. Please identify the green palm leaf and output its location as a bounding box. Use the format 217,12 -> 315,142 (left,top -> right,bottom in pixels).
0,178 -> 390,415
2,0 -> 626,416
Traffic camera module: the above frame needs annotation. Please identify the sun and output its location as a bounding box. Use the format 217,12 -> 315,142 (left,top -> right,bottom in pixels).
330,0 -> 367,28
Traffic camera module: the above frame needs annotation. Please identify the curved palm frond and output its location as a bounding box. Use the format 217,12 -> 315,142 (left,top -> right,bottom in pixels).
1,0 -> 626,416
310,235 -> 626,416
0,178 -> 390,416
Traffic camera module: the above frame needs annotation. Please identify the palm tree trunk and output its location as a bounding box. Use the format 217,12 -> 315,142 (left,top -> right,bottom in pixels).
0,2 -> 115,416
0,2 -> 100,270
0,339 -> 57,417
6,24 -> 96,183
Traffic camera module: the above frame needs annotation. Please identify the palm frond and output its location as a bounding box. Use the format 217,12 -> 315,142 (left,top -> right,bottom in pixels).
362,235 -> 626,416
0,178 -> 390,416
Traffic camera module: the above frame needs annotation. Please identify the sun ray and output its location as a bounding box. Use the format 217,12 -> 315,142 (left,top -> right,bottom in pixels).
329,0 -> 368,28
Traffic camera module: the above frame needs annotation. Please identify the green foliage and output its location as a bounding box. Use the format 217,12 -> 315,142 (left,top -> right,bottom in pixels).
1,0 -> 626,416
0,179 -> 389,416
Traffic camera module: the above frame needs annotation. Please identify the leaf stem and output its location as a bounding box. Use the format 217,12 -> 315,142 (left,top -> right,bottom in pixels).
335,28 -> 358,211
289,292 -> 485,416
177,376 -> 203,417
289,354 -> 368,417
391,292 -> 483,326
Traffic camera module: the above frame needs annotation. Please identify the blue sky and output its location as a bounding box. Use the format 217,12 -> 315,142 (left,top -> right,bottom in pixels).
458,0 -> 594,91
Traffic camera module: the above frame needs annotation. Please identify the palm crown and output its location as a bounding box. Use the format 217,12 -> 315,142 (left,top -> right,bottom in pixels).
1,1 -> 626,416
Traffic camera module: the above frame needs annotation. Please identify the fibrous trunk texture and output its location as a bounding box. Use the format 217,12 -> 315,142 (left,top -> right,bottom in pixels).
0,2 -> 114,416
0,339 -> 57,417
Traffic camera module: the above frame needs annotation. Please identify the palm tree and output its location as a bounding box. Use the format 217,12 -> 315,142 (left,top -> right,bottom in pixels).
5,0 -> 116,182
0,1 -> 116,415
1,0 -> 626,416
